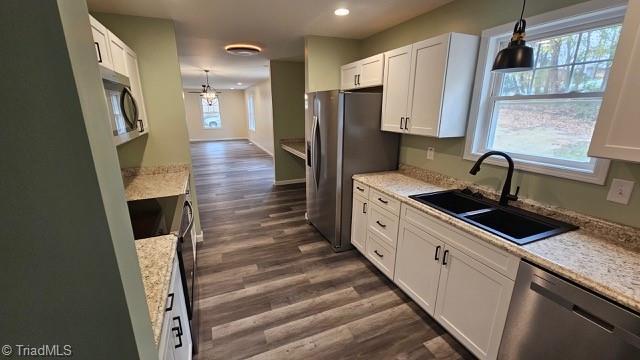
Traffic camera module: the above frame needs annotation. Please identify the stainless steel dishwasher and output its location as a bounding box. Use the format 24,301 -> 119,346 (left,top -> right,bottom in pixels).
498,261 -> 640,359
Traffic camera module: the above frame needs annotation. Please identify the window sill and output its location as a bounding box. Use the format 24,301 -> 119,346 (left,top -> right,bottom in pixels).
462,151 -> 610,185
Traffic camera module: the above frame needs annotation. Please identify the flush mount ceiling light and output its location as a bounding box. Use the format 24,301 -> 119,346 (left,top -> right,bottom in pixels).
237,82 -> 243,86
225,44 -> 262,56
334,8 -> 350,16
492,0 -> 534,73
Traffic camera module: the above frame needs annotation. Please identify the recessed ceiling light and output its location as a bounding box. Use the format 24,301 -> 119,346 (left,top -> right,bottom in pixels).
334,8 -> 350,16
225,44 -> 262,56
231,87 -> 235,90
237,82 -> 243,86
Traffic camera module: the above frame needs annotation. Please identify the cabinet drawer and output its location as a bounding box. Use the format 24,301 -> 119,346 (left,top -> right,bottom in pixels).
366,231 -> 396,279
367,203 -> 399,248
370,188 -> 401,216
353,181 -> 370,199
402,204 -> 519,280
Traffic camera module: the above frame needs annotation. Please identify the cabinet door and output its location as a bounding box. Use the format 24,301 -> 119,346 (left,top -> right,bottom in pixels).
406,35 -> 448,137
108,32 -> 128,76
394,221 -> 443,316
588,1 -> 640,162
351,195 -> 368,253
381,45 -> 412,133
434,245 -> 514,360
358,54 -> 384,88
171,259 -> 193,360
89,16 -> 112,69
124,47 -> 148,132
341,62 -> 359,90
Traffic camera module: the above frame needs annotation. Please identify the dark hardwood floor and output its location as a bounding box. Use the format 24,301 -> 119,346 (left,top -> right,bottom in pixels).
190,140 -> 474,360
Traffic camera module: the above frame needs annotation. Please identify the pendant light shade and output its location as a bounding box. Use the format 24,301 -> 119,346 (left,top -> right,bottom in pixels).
492,0 -> 534,73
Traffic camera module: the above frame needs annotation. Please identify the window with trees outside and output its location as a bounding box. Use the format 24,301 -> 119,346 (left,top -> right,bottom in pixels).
201,97 -> 222,129
465,4 -> 626,184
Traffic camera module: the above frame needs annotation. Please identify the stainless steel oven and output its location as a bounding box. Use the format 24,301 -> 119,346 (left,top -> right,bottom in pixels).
101,68 -> 142,141
177,200 -> 198,353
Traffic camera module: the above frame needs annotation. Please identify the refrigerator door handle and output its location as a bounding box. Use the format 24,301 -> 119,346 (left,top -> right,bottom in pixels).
311,115 -> 320,189
314,115 -> 321,189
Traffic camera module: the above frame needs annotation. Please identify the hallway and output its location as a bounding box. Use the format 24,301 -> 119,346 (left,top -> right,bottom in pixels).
190,140 -> 474,359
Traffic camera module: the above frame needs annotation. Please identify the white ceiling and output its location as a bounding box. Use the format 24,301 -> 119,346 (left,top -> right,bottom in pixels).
87,0 -> 453,89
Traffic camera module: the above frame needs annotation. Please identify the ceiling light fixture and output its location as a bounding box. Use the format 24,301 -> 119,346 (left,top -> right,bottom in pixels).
237,82 -> 243,86
225,44 -> 262,56
492,0 -> 534,73
188,70 -> 219,105
334,8 -> 350,16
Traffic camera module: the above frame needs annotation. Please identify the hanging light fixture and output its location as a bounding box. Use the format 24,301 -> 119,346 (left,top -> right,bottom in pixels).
199,70 -> 218,105
492,0 -> 534,73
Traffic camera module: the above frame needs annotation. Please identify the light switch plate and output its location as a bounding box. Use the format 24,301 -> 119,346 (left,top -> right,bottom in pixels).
607,178 -> 635,205
426,147 -> 435,160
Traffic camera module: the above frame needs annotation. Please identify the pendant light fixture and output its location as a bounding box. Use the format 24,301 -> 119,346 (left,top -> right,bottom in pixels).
492,0 -> 534,73
200,70 -> 217,105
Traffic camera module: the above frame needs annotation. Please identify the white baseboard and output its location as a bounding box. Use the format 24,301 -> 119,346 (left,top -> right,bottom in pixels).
275,178 -> 306,185
196,230 -> 204,243
190,137 -> 248,143
249,139 -> 274,157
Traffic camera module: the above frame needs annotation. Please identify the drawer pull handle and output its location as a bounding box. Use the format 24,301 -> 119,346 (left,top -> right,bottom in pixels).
434,245 -> 441,261
356,186 -> 365,192
374,250 -> 384,258
442,250 -> 450,266
172,316 -> 184,348
165,293 -> 174,311
378,197 -> 388,204
362,202 -> 367,214
376,220 -> 386,228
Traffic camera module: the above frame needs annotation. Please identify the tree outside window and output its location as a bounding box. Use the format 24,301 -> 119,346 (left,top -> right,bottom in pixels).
202,97 -> 222,129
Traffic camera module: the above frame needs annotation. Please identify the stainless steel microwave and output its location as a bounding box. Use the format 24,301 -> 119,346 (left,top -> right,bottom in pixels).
101,67 -> 143,144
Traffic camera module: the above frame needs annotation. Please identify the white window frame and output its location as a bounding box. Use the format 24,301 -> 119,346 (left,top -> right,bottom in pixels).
201,97 -> 222,130
247,95 -> 256,131
464,0 -> 627,185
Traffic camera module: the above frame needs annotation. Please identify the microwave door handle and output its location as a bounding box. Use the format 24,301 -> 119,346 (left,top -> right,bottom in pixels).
120,87 -> 138,129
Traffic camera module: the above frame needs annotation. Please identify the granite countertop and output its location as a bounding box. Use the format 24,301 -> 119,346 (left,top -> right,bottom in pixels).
353,167 -> 640,313
280,138 -> 306,160
135,235 -> 178,345
122,164 -> 190,201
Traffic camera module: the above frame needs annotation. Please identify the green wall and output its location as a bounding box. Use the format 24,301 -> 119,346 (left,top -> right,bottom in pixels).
305,36 -> 361,92
92,13 -> 202,233
1,1 -> 155,358
305,0 -> 640,228
270,61 -> 306,182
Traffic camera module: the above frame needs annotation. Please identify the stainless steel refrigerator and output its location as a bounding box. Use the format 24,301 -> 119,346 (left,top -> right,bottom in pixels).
306,90 -> 400,252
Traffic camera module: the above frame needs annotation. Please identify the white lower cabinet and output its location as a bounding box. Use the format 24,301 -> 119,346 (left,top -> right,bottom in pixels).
394,220 -> 443,316
351,189 -> 517,360
434,245 -> 514,360
159,258 -> 192,360
350,194 -> 368,253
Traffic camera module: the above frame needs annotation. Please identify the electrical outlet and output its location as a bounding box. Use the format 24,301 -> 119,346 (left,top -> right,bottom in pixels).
606,178 -> 635,205
426,147 -> 435,160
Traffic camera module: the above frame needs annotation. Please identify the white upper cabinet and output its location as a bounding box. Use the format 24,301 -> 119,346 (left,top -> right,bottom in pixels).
381,45 -> 412,133
340,54 -> 384,90
89,16 -> 113,70
589,1 -> 640,163
381,33 -> 479,137
108,32 -> 128,76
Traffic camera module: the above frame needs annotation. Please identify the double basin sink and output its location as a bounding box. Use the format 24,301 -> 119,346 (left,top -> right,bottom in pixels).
409,190 -> 577,245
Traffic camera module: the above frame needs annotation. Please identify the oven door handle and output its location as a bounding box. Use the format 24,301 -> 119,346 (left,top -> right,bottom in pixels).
181,200 -> 194,240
